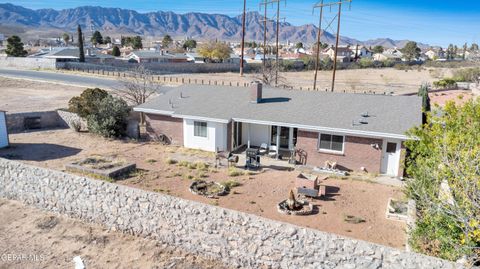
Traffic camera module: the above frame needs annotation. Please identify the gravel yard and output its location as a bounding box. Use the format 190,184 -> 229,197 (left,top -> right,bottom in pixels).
1,129 -> 407,249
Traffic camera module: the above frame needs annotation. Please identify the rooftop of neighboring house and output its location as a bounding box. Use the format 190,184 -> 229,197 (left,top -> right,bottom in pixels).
29,47 -> 114,59
135,84 -> 422,139
128,50 -> 189,59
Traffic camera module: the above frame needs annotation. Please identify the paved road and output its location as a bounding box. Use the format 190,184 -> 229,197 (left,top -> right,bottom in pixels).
0,68 -> 123,89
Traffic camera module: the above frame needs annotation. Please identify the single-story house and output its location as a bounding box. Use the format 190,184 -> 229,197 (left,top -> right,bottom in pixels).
30,47 -> 115,63
126,50 -> 190,63
0,111 -> 9,148
134,83 -> 422,177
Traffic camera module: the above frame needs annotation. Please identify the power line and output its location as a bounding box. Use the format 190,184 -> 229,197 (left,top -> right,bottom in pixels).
312,0 -> 352,92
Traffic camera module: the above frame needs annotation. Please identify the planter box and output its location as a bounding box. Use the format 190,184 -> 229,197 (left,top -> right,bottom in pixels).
65,162 -> 136,179
295,173 -> 319,190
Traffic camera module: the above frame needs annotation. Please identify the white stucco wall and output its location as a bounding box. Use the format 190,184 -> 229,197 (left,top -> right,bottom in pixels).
0,112 -> 8,148
183,119 -> 227,152
242,123 -> 270,147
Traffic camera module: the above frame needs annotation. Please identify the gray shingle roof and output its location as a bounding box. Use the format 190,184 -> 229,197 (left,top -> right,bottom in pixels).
135,85 -> 422,138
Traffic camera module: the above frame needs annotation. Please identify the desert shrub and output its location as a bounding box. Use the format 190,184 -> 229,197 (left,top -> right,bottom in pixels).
195,162 -> 209,171
178,160 -> 190,167
86,95 -> 130,138
221,179 -> 242,191
358,58 -> 374,68
227,167 -> 243,177
433,78 -> 457,89
452,67 -> 480,83
381,59 -> 396,67
68,88 -> 109,118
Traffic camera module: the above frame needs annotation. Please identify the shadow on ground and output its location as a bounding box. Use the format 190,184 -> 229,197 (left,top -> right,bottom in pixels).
0,143 -> 82,161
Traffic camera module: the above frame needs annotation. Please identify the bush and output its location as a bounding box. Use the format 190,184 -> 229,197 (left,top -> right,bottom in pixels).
358,58 -> 374,68
227,167 -> 243,177
221,179 -> 242,191
68,88 -> 109,118
86,95 -> 130,137
433,78 -> 457,89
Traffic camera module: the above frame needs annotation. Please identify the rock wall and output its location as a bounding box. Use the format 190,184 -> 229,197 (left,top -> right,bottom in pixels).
0,56 -> 57,69
6,111 -> 64,133
0,158 -> 462,269
57,109 -> 87,131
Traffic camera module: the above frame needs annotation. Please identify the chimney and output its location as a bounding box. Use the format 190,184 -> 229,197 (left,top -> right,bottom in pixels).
250,81 -> 263,103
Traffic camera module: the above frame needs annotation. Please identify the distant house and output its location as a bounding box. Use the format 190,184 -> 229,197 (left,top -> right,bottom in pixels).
325,46 -> 352,62
134,82 -> 422,177
30,47 -> 115,63
352,46 -> 373,59
126,50 -> 189,63
373,53 -> 402,62
425,49 -> 446,60
186,52 -> 207,63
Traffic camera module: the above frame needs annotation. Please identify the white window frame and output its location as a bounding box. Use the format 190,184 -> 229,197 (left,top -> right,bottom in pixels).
318,133 -> 345,154
193,121 -> 208,138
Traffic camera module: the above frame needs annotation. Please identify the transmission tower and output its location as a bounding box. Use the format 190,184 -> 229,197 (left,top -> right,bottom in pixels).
312,0 -> 352,92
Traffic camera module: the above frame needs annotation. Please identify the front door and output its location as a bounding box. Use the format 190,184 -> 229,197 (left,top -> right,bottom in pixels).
381,141 -> 400,176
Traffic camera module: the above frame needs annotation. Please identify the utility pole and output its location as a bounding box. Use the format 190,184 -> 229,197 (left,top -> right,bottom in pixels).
240,0 -> 247,76
331,2 -> 342,92
260,0 -> 285,86
312,0 -> 352,92
313,0 -> 324,91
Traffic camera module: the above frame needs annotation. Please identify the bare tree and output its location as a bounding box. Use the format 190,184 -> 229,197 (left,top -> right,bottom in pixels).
254,61 -> 288,88
116,65 -> 161,124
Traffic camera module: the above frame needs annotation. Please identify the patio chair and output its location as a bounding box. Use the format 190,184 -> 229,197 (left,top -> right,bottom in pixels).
268,145 -> 278,158
259,143 -> 268,155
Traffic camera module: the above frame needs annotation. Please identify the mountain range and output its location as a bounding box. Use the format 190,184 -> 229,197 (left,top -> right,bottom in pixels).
0,3 -> 429,48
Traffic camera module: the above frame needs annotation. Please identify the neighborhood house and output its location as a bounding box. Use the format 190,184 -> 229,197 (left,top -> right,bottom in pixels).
134,82 -> 422,177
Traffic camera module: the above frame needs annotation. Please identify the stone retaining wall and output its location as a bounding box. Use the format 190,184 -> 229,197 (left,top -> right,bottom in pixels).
6,111 -> 65,133
0,158 -> 463,269
0,56 -> 57,69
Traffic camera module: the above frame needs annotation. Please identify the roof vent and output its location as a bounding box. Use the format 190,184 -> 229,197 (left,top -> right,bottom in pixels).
361,111 -> 369,118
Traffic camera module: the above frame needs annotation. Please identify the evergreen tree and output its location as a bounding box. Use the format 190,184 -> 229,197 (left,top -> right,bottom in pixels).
400,41 -> 421,62
417,83 -> 431,124
103,36 -> 112,44
111,45 -> 121,57
132,36 -> 143,49
77,25 -> 85,62
162,35 -> 173,48
5,35 -> 27,57
91,31 -> 103,46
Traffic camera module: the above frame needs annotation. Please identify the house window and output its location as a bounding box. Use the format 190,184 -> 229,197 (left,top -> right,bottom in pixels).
319,134 -> 344,153
193,121 -> 207,138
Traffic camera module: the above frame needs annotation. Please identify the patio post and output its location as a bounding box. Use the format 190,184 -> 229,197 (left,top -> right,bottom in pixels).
276,125 -> 280,159
247,123 -> 251,149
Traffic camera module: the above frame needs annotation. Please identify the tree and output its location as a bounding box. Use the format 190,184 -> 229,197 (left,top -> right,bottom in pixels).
111,45 -> 121,57
104,36 -> 112,44
5,36 -> 27,57
162,35 -> 173,48
87,95 -> 130,138
400,41 -> 421,61
470,43 -> 479,51
117,65 -> 160,124
295,42 -> 303,49
183,39 -> 197,51
132,36 -> 143,49
68,88 -> 109,118
254,61 -> 288,87
417,83 -> 431,124
91,31 -> 103,46
62,33 -> 70,45
77,25 -> 85,62
405,98 -> 480,264
198,41 -> 232,62
372,45 -> 384,54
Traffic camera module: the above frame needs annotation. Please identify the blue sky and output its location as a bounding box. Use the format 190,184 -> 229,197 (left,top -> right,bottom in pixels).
8,0 -> 480,46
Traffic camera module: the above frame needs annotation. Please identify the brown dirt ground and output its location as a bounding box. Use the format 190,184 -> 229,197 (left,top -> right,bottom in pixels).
0,198 -> 231,269
0,77 -> 85,113
62,66 -> 454,95
429,89 -> 475,107
1,129 -> 406,249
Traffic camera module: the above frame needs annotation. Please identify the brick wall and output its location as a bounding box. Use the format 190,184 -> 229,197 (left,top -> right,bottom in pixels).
145,114 -> 183,145
296,130 -> 383,173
